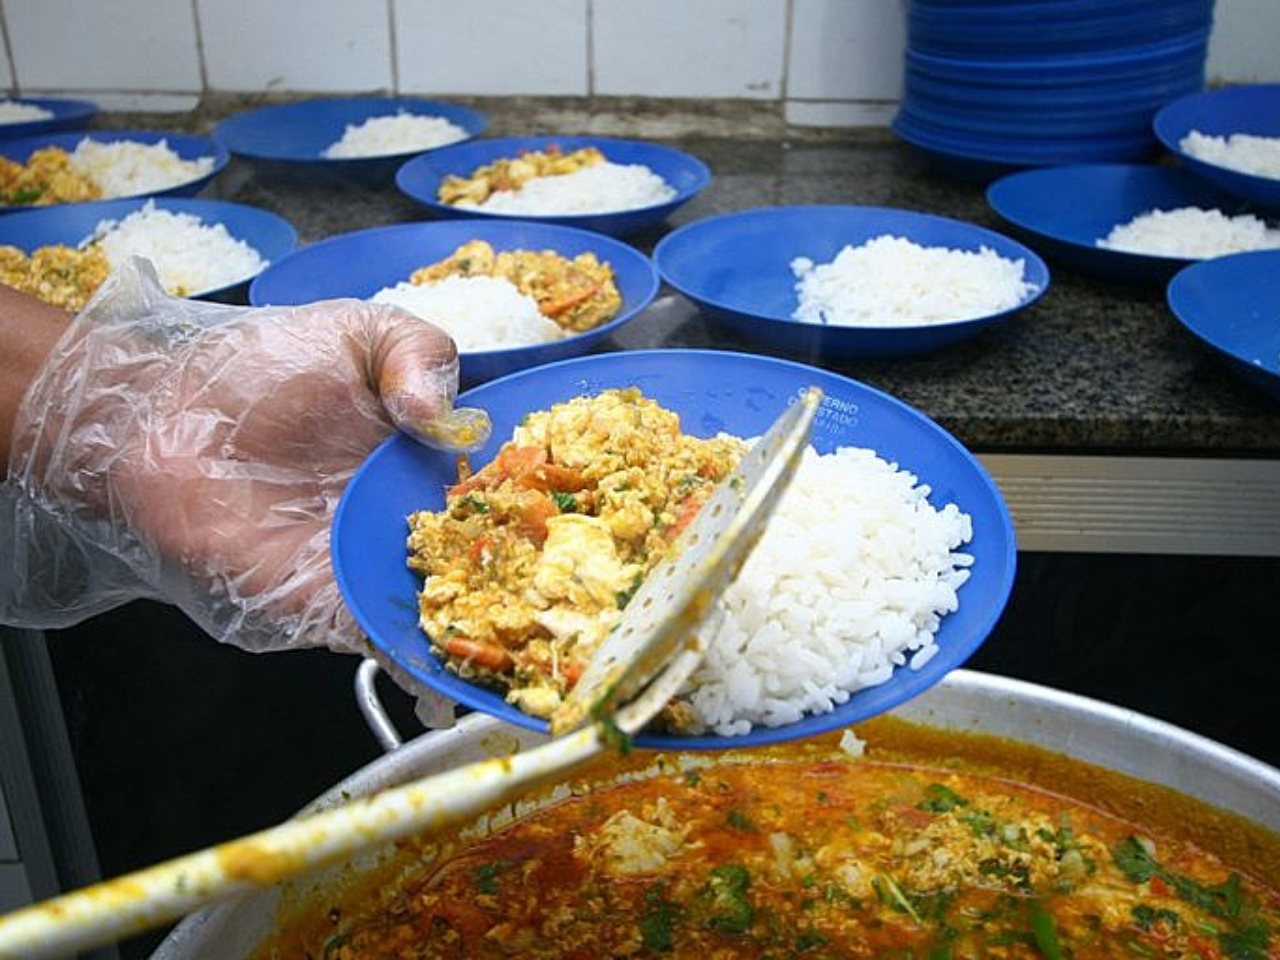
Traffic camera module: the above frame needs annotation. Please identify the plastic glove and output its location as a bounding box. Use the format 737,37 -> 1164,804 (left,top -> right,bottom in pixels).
1,258 -> 490,664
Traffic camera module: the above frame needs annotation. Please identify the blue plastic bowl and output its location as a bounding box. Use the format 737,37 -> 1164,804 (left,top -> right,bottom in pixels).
396,135 -> 711,237
332,349 -> 1017,749
654,205 -> 1049,358
0,197 -> 298,302
0,130 -> 228,212
0,96 -> 97,139
249,219 -> 660,384
213,97 -> 487,185
987,163 -> 1253,286
1154,84 -> 1280,210
1167,249 -> 1280,400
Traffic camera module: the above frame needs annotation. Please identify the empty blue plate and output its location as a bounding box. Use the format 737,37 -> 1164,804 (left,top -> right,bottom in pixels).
1167,250 -> 1280,400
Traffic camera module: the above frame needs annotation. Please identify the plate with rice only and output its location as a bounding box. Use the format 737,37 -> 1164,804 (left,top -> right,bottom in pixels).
0,129 -> 229,213
395,134 -> 711,238
249,218 -> 660,384
1154,83 -> 1280,211
1166,249 -> 1280,401
0,197 -> 298,304
986,163 -> 1268,286
332,349 -> 1018,750
212,96 -> 487,185
654,204 -> 1049,358
0,96 -> 97,140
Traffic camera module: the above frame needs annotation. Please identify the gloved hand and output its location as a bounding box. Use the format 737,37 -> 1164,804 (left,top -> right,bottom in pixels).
1,258 -> 490,663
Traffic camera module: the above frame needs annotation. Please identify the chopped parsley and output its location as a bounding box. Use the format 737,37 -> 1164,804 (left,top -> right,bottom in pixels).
551,491 -> 578,513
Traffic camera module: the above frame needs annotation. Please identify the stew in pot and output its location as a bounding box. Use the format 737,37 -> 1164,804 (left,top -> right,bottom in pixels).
253,718 -> 1280,959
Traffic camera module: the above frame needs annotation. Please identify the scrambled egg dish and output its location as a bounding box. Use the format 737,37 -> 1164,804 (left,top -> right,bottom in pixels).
0,147 -> 100,207
437,145 -> 605,208
412,239 -> 622,333
261,717 -> 1280,960
0,243 -> 110,311
407,389 -> 745,720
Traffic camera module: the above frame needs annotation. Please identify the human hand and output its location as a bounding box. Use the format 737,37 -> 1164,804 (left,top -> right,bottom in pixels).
2,258 -> 490,656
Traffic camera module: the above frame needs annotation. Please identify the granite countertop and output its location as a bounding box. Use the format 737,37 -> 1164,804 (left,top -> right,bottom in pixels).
101,98 -> 1280,457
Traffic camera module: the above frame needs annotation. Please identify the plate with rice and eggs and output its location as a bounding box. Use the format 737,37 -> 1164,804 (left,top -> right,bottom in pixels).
212,96 -> 487,184
654,204 -> 1049,358
395,134 -> 711,237
0,130 -> 228,212
249,218 -> 660,384
1154,83 -> 1280,211
987,163 -> 1279,286
332,349 -> 1017,749
0,197 -> 298,309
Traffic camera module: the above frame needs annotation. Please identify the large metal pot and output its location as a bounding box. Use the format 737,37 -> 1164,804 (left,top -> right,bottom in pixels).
150,669 -> 1280,959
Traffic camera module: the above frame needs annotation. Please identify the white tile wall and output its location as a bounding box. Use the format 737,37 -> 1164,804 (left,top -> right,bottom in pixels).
592,0 -> 787,99
4,0 -> 201,94
0,34 -> 12,91
395,0 -> 589,97
198,0 -> 392,93
0,0 -> 1276,124
1206,0 -> 1280,85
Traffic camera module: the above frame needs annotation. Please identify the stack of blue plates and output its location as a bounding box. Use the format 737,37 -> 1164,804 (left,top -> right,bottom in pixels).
894,0 -> 1214,180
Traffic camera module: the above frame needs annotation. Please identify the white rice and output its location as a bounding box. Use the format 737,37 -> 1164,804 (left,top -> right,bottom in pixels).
684,443 -> 974,736
459,162 -> 676,215
0,101 -> 54,124
322,112 -> 469,159
791,235 -> 1037,327
88,200 -> 267,295
1097,206 -> 1280,258
1181,130 -> 1280,180
67,138 -> 215,198
371,275 -> 563,352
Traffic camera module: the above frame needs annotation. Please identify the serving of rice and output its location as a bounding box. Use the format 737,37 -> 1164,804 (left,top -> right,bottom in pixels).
1097,206 -> 1280,258
322,112 -> 469,159
1181,130 -> 1280,180
67,138 -> 215,197
0,101 -> 54,124
90,200 -> 268,295
372,275 -> 562,351
791,234 -> 1037,326
459,161 -> 676,215
685,442 -> 973,736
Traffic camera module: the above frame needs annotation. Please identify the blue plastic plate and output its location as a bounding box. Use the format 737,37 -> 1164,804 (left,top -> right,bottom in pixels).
332,350 -> 1018,749
395,135 -> 711,237
1167,250 -> 1280,401
987,163 -> 1255,285
213,97 -> 486,184
0,197 -> 298,301
0,96 -> 97,139
1154,84 -> 1280,210
654,205 -> 1049,357
249,219 -> 660,384
0,130 -> 228,211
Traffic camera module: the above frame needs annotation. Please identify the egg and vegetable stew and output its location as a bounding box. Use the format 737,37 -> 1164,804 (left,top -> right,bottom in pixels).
255,718 -> 1280,958
407,388 -> 745,724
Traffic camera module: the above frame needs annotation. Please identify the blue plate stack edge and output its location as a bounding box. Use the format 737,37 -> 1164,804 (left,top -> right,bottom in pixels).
895,0 -> 1214,182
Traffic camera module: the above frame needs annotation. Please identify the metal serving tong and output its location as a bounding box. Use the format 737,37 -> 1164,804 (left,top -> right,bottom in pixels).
0,387 -> 823,960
